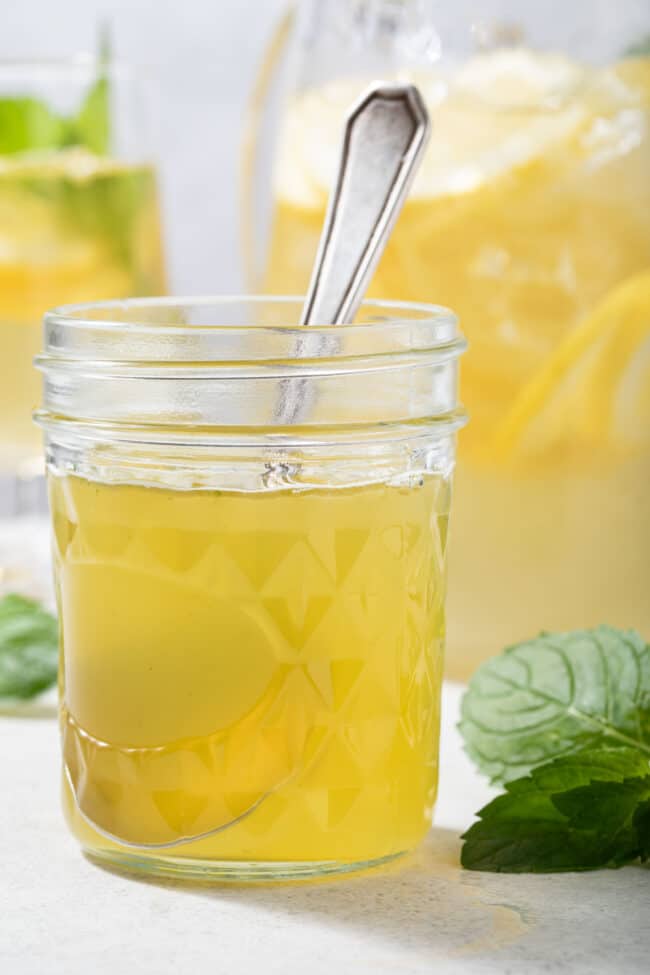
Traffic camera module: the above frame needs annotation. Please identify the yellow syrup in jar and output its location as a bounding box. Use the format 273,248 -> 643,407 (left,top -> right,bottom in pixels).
51,471 -> 449,868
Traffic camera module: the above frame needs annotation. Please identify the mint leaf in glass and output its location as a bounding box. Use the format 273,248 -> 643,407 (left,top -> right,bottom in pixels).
625,35 -> 650,57
461,748 -> 650,872
0,29 -> 111,157
0,98 -> 66,155
0,594 -> 59,701
460,626 -> 650,785
72,75 -> 110,155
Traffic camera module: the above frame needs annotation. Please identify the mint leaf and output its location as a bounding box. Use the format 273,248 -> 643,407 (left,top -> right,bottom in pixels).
461,748 -> 650,872
460,626 -> 650,785
0,98 -> 66,155
73,76 -> 110,155
633,799 -> 650,859
554,777 -> 650,835
0,594 -> 59,701
625,35 -> 650,57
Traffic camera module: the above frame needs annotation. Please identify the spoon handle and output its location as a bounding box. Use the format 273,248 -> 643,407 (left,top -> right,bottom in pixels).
301,82 -> 430,327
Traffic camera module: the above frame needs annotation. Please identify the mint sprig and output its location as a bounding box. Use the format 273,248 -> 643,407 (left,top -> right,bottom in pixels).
460,627 -> 650,873
0,594 -> 59,701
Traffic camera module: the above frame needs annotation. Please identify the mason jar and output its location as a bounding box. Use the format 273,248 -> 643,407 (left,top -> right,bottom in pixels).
36,295 -> 466,881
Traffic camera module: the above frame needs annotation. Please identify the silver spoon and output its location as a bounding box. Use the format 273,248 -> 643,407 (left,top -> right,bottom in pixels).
276,81 -> 430,423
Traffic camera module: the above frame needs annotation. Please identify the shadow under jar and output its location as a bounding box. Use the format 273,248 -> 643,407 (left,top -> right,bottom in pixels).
36,295 -> 466,881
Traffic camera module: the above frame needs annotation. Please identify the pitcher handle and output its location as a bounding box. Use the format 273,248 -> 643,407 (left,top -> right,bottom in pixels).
240,3 -> 298,291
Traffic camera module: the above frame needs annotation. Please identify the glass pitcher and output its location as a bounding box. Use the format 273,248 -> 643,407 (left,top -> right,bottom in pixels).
243,0 -> 650,680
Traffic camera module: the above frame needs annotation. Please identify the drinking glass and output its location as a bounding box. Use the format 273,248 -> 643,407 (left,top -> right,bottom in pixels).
0,55 -> 166,592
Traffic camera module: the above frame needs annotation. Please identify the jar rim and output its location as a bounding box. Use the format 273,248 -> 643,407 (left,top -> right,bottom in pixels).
37,294 -> 466,442
44,293 -> 458,338
40,295 -> 465,368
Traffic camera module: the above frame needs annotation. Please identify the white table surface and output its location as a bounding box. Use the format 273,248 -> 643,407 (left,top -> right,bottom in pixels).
1,682 -> 648,975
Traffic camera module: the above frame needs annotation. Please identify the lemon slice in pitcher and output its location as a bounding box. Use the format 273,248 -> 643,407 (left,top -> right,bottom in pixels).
613,57 -> 650,104
491,271 -> 650,458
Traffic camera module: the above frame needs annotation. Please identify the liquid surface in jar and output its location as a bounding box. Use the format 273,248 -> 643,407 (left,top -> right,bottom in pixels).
265,49 -> 650,676
52,472 -> 448,864
0,148 -> 165,471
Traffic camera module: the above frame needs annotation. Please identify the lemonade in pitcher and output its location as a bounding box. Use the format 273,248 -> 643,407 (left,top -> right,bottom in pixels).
0,55 -> 165,478
259,3 -> 650,676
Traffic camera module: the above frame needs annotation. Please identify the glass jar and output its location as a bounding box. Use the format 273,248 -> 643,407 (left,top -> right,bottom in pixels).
36,295 -> 466,881
244,0 -> 650,680
0,53 -> 166,593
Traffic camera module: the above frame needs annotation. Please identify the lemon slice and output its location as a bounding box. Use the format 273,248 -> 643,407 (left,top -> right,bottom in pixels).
274,49 -> 599,211
490,271 -> 650,458
612,57 -> 650,104
61,668 -> 295,848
